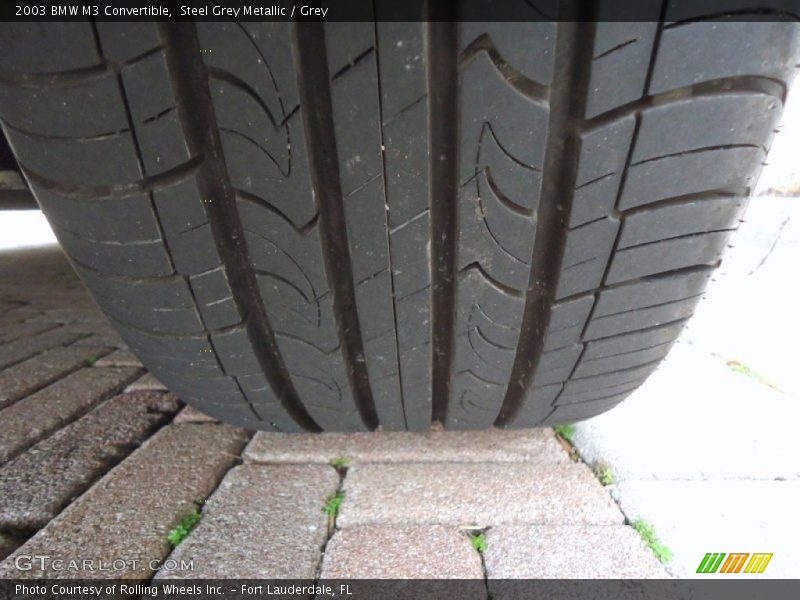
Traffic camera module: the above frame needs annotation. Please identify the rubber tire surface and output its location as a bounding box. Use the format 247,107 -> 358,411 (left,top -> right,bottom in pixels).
0,14 -> 797,431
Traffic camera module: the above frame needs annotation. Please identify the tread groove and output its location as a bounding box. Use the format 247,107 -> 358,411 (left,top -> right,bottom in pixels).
427,17 -> 460,425
294,22 -> 380,431
496,15 -> 597,426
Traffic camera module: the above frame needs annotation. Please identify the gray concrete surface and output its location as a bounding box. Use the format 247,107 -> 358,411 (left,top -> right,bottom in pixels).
611,481 -> 800,578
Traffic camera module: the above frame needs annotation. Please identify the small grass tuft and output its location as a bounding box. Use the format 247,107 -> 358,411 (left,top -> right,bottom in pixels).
553,424 -> 575,443
323,490 -> 345,535
470,532 -> 487,553
167,509 -> 202,548
632,519 -> 671,564
594,461 -> 614,486
323,490 -> 345,517
85,355 -> 100,366
329,456 -> 350,472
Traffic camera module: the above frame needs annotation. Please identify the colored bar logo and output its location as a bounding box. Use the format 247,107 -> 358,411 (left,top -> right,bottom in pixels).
696,553 -> 773,574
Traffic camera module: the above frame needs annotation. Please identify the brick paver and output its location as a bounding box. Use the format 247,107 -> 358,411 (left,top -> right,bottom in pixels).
0,367 -> 142,465
244,429 -> 569,465
61,323 -> 127,349
29,308 -> 107,323
125,372 -> 167,392
0,344 -> 112,409
0,533 -> 22,562
157,465 -> 338,579
0,391 -> 181,532
94,349 -> 143,367
0,321 -> 58,344
484,525 -> 666,579
0,327 -> 85,370
173,405 -> 216,424
337,462 -> 623,528
0,307 -> 41,326
0,423 -> 249,579
320,526 -> 484,579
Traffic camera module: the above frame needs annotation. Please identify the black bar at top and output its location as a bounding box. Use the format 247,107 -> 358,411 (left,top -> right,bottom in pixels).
3,0 -> 800,22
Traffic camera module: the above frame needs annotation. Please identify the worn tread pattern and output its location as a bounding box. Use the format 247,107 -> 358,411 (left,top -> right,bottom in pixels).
0,13 -> 797,431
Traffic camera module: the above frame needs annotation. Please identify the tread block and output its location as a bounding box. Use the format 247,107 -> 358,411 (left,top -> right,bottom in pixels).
562,361 -> 658,395
542,295 -> 595,352
11,130 -> 141,187
594,270 -> 712,317
581,321 -> 685,361
573,341 -> 671,379
0,74 -> 126,138
556,218 -> 618,299
586,21 -> 659,118
544,394 -> 629,424
76,266 -> 202,335
557,379 -> 644,405
585,296 -> 697,341
534,345 -> 583,387
113,324 -> 223,379
607,231 -> 731,283
571,115 -> 635,226
620,147 -> 763,211
375,22 -> 427,119
122,50 -> 191,175
619,197 -> 745,249
633,93 -> 782,163
34,187 -> 161,244
650,22 -> 800,95
0,23 -> 100,74
55,225 -> 173,278
513,384 -> 561,428
96,22 -> 163,62
329,50 -> 383,197
189,267 -> 242,330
